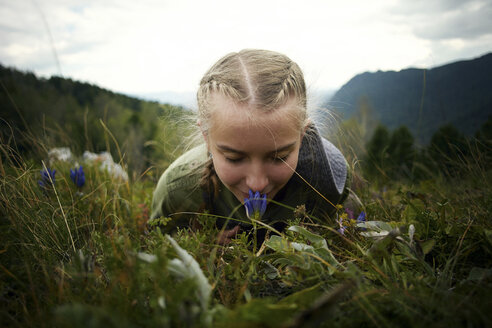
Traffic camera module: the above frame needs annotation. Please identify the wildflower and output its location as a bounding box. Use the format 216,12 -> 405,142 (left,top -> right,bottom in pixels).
244,190 -> 267,220
83,151 -> 128,181
356,211 -> 366,223
70,166 -> 85,188
38,168 -> 56,189
48,147 -> 73,163
293,204 -> 308,219
345,208 -> 354,220
337,216 -> 347,235
409,224 -> 415,242
356,211 -> 367,231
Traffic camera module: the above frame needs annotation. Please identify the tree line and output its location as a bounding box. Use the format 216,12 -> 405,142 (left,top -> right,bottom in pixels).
363,118 -> 492,182
0,64 -> 193,180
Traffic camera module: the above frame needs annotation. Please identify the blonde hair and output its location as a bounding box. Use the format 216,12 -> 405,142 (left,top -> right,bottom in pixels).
197,49 -> 308,133
196,49 -> 310,209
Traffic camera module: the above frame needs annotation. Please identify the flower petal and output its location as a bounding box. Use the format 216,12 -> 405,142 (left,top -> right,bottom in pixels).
259,193 -> 267,216
357,211 -> 366,222
244,198 -> 253,219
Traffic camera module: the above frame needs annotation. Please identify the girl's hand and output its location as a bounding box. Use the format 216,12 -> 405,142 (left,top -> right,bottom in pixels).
216,225 -> 240,245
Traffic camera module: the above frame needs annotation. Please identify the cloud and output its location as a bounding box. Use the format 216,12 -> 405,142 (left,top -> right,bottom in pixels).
390,0 -> 492,40
0,0 -> 490,94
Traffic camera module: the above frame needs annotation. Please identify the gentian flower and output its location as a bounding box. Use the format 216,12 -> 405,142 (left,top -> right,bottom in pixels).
244,190 -> 267,220
70,166 -> 85,188
356,211 -> 366,223
356,211 -> 367,231
38,168 -> 56,189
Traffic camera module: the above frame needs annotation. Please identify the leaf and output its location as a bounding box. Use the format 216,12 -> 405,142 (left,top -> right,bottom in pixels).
367,227 -> 402,257
287,226 -> 328,249
266,234 -> 339,274
291,242 -> 315,252
286,226 -> 340,271
360,231 -> 389,238
167,258 -> 190,277
166,235 -> 211,312
260,261 -> 280,279
273,253 -> 312,270
357,220 -> 393,232
420,239 -> 435,255
466,267 -> 492,282
265,235 -> 290,252
136,252 -> 157,263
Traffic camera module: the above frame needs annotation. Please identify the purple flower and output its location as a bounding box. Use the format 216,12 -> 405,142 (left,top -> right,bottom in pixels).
345,208 -> 354,220
337,216 -> 347,235
38,168 -> 56,189
70,166 -> 85,188
356,211 -> 367,231
356,211 -> 366,223
244,190 -> 267,220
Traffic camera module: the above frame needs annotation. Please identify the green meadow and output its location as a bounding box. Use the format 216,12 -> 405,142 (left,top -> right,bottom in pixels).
1,114 -> 491,327
1,65 -> 492,327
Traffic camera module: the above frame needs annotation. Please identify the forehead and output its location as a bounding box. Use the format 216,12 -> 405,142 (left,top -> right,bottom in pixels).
208,94 -> 301,136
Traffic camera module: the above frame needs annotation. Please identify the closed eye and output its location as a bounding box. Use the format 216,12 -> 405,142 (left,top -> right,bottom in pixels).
225,156 -> 244,163
272,154 -> 289,163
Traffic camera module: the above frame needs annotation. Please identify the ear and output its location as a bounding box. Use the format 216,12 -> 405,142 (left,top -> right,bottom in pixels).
300,118 -> 311,140
197,120 -> 209,145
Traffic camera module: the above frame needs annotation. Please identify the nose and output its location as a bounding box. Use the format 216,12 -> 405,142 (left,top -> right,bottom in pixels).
245,162 -> 269,193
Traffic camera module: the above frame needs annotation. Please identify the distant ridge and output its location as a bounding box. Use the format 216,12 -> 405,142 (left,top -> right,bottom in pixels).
134,90 -> 197,110
0,63 -> 188,174
328,52 -> 492,143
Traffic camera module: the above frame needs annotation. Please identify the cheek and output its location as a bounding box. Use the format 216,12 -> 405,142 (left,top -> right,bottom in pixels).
269,169 -> 292,186
269,157 -> 299,185
213,160 -> 243,186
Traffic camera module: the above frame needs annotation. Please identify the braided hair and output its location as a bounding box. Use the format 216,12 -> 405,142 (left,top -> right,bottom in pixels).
196,49 -> 309,206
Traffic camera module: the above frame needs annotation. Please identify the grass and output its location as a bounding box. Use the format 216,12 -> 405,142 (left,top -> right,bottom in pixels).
1,135 -> 492,328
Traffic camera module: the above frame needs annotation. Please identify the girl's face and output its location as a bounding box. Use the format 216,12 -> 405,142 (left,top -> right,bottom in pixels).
204,94 -> 305,203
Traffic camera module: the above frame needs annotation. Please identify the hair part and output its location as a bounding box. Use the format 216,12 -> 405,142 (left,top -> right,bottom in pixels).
197,49 -> 308,134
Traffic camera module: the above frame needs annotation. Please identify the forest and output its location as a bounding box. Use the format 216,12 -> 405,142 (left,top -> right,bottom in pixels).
0,64 -> 192,177
1,64 -> 491,327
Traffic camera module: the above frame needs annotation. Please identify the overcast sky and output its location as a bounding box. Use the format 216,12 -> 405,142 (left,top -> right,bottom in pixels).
1,0 -> 491,101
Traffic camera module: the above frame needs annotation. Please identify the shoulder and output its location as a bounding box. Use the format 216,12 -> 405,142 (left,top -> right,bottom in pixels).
162,143 -> 208,189
320,138 -> 348,195
151,144 -> 208,219
295,127 -> 350,215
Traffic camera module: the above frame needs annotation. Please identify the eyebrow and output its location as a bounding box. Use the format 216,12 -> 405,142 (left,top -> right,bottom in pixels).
217,141 -> 297,155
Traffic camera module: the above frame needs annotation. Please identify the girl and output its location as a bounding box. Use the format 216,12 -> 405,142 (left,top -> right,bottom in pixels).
151,49 -> 351,243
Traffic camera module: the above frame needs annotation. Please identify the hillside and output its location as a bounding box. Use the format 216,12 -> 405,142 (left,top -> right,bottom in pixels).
0,64 -> 190,176
328,53 -> 492,143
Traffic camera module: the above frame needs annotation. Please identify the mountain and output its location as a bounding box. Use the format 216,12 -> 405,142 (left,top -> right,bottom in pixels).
328,53 -> 492,143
